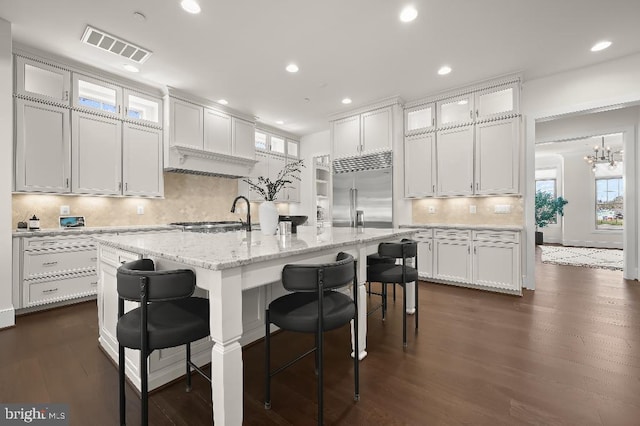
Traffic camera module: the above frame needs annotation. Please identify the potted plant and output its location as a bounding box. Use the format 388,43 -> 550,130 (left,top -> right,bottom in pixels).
243,159 -> 304,235
535,190 -> 568,245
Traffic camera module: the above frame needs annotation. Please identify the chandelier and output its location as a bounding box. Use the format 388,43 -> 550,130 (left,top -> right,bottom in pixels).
584,137 -> 622,172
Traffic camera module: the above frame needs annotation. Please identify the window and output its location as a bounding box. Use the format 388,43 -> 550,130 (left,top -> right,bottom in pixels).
255,131 -> 267,150
596,177 -> 623,229
535,178 -> 557,224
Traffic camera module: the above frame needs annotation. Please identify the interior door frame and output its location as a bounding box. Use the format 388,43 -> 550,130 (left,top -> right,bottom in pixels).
525,111 -> 639,289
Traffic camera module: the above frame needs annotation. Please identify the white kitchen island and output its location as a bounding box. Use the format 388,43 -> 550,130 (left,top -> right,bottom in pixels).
94,226 -> 416,425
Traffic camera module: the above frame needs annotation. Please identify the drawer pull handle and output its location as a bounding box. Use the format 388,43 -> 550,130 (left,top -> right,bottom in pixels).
91,257 -> 98,261
43,242 -> 56,245
90,281 -> 98,286
43,288 -> 59,294
42,261 -> 58,266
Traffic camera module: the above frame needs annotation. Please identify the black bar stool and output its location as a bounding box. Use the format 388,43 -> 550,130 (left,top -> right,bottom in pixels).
265,252 -> 359,425
366,253 -> 396,300
366,239 -> 419,347
116,259 -> 211,426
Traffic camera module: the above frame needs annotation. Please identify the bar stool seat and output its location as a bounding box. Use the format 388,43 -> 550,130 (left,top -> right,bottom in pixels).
268,292 -> 355,333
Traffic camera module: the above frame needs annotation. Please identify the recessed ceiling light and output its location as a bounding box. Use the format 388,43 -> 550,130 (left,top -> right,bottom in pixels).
286,63 -> 299,73
217,99 -> 228,105
399,6 -> 418,22
438,66 -> 452,75
342,98 -> 352,105
123,64 -> 139,73
591,40 -> 612,52
276,120 -> 284,125
181,0 -> 201,14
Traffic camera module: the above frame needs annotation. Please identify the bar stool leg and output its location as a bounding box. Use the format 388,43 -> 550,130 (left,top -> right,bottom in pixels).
402,284 -> 407,348
186,343 -> 192,392
141,352 -> 148,426
382,283 -> 387,321
118,344 -> 126,426
264,309 -> 271,409
415,280 -> 419,332
393,284 -> 396,302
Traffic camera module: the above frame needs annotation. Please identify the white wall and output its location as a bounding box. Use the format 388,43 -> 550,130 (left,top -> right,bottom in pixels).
522,52 -> 640,286
290,130 -> 330,224
0,18 -> 14,328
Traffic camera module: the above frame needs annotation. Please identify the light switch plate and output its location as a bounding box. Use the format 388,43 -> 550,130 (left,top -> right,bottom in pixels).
469,205 -> 477,214
60,205 -> 70,215
137,205 -> 144,215
428,206 -> 436,214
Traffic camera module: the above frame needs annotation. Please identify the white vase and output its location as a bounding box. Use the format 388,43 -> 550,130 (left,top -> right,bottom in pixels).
259,201 -> 279,235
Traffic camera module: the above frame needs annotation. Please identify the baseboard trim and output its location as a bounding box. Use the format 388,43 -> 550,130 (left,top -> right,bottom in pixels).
0,306 -> 16,329
562,239 -> 623,249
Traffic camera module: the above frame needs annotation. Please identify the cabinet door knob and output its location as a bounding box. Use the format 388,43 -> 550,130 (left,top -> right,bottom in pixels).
64,90 -> 69,101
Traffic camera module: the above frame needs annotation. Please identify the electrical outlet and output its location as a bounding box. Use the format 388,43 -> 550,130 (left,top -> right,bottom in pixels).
469,205 -> 477,214
60,205 -> 70,215
137,205 -> 144,215
428,206 -> 436,214
494,204 -> 512,214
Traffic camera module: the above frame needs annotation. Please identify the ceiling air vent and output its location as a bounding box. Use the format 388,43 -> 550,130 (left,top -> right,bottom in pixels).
81,25 -> 152,64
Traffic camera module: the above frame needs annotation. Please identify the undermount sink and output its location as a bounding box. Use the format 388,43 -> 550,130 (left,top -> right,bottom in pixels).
170,221 -> 245,233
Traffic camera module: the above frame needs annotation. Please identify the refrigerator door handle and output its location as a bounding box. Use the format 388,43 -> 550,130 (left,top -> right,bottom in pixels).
349,188 -> 356,227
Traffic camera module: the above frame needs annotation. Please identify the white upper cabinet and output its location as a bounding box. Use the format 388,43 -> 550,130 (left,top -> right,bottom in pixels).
332,115 -> 361,158
405,103 -> 435,135
169,98 -> 203,149
123,124 -> 163,197
204,108 -> 232,155
72,112 -> 122,195
332,106 -> 392,158
436,125 -> 474,196
16,57 -> 71,106
255,131 -> 268,151
475,83 -> 519,120
404,133 -> 435,198
15,99 -> 71,193
437,93 -> 474,127
123,89 -> 162,126
231,117 -> 255,160
72,74 -> 122,117
475,117 -> 519,195
361,107 -> 392,154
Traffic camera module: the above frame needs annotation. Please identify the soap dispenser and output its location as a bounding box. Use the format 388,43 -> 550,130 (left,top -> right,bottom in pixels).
28,215 -> 40,230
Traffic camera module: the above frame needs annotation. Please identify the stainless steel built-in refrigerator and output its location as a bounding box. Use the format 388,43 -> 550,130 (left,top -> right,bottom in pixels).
332,152 -> 393,228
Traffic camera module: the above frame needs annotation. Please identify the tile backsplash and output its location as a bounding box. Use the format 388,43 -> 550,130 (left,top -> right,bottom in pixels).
412,196 -> 524,225
12,173 -> 288,229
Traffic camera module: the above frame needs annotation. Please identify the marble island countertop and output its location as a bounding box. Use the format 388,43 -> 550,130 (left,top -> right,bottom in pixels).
93,226 -> 417,271
12,224 -> 179,238
401,223 -> 524,231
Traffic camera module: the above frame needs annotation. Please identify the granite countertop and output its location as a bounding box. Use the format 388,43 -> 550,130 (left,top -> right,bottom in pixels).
12,225 -> 179,238
93,226 -> 417,271
401,223 -> 524,231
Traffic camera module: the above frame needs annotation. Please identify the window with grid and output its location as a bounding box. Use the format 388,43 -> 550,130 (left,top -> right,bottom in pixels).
596,177 -> 623,229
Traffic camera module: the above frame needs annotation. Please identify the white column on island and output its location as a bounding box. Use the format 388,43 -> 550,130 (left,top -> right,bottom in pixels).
199,267 -> 244,425
351,244 -> 368,360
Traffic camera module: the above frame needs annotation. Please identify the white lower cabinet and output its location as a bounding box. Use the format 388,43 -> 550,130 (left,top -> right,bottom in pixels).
18,235 -> 98,309
421,228 -> 521,294
433,230 -> 472,283
415,230 -> 433,279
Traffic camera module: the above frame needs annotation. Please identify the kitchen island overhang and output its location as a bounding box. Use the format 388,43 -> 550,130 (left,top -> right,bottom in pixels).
93,226 -> 417,425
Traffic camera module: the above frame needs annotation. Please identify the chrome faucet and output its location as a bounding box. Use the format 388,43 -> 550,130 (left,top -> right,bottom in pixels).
231,196 -> 251,232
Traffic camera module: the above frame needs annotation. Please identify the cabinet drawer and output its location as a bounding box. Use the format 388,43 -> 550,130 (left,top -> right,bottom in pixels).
434,229 -> 470,240
99,245 -> 140,268
25,236 -> 95,249
412,229 -> 433,240
25,273 -> 98,307
472,230 -> 520,243
24,247 -> 97,278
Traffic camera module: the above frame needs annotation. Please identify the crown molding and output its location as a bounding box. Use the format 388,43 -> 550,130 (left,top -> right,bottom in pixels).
328,95 -> 404,122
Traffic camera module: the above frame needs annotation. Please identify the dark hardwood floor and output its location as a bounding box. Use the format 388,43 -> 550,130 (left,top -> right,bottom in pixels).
1,250 -> 639,425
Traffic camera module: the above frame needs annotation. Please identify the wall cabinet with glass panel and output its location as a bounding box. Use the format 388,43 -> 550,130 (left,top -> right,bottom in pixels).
404,103 -> 435,135
15,56 -> 71,106
72,74 -> 123,117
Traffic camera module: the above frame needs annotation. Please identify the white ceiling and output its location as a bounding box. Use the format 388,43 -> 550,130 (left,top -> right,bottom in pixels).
2,0 -> 640,136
